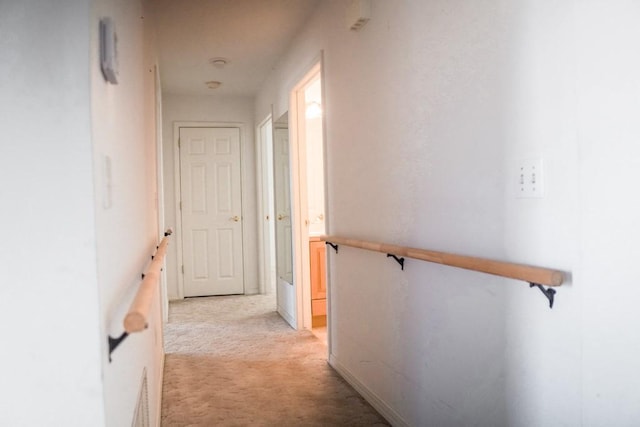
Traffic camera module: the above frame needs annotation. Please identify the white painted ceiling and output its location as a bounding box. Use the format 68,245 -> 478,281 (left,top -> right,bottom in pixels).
153,0 -> 321,97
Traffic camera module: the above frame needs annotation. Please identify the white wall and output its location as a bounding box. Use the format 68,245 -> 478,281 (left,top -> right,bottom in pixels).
255,1 -> 640,425
0,1 -> 105,425
575,3 -> 640,424
161,94 -> 258,299
91,0 -> 165,426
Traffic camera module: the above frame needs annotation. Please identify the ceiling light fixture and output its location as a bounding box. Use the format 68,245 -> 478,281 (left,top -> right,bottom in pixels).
305,101 -> 322,119
209,57 -> 229,68
205,81 -> 222,89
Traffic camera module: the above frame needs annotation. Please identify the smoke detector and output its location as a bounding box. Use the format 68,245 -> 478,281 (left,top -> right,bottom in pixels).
205,81 -> 222,89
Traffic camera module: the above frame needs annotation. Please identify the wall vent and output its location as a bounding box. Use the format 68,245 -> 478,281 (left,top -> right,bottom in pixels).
132,369 -> 149,427
346,0 -> 371,31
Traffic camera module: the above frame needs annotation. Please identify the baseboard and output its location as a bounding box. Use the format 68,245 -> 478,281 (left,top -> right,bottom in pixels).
329,354 -> 409,427
154,349 -> 165,427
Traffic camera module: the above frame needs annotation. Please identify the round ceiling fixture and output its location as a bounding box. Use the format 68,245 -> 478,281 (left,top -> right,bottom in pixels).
205,81 -> 222,89
209,57 -> 229,68
305,101 -> 323,119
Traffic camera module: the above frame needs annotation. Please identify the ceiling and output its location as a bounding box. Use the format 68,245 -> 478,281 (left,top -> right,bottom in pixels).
152,0 -> 321,97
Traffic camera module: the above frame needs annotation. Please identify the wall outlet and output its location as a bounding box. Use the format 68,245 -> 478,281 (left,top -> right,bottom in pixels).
517,157 -> 544,198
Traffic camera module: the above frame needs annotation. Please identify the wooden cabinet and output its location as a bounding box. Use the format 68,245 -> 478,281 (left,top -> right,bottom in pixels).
309,238 -> 326,327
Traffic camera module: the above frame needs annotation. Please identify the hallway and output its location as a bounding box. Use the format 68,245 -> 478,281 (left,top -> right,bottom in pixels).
6,2 -> 640,425
161,294 -> 389,426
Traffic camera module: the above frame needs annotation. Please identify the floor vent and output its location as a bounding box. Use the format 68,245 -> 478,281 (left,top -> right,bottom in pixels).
132,368 -> 149,427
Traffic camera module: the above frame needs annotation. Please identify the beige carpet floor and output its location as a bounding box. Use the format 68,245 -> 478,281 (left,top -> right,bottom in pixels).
161,294 -> 390,427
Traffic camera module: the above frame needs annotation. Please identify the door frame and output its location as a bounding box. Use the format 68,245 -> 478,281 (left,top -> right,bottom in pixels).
288,58 -> 327,331
173,121 -> 248,299
153,65 -> 168,322
256,114 -> 276,295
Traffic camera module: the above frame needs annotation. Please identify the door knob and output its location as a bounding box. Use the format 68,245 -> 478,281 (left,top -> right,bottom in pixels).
277,214 -> 289,220
230,216 -> 240,222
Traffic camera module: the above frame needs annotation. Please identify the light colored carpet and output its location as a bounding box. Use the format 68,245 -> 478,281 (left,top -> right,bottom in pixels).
161,294 -> 389,427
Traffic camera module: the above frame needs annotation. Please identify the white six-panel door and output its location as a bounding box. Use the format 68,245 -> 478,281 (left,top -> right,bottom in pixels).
179,127 -> 244,296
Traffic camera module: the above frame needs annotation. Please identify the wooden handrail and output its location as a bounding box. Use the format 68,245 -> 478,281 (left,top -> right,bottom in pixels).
321,235 -> 564,287
124,231 -> 172,333
108,229 -> 173,361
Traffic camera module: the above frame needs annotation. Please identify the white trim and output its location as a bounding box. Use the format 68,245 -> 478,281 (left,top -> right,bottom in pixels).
289,85 -> 304,330
289,58 -> 324,331
172,122 -> 184,299
256,114 -> 275,295
153,65 -> 168,324
172,121 -> 249,298
256,117 -> 266,294
319,54 -> 332,356
329,355 -> 409,427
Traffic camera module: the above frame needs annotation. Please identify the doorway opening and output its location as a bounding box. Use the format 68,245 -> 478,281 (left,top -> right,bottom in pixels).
297,73 -> 327,340
260,59 -> 327,342
289,61 -> 328,341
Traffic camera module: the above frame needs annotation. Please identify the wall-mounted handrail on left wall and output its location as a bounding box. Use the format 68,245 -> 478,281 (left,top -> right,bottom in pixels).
108,229 -> 172,362
322,235 -> 566,309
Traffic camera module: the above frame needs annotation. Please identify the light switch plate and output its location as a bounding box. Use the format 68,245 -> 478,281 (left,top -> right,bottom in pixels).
517,157 -> 544,198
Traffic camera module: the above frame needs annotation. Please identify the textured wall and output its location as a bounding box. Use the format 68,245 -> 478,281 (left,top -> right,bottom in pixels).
0,0 -> 105,424
91,0 -> 164,425
255,1 -> 640,425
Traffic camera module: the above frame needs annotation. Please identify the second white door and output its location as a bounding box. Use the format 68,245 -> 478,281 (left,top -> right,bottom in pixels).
180,127 -> 244,296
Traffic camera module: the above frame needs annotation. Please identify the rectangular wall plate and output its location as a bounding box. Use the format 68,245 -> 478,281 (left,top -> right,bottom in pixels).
517,157 -> 544,198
